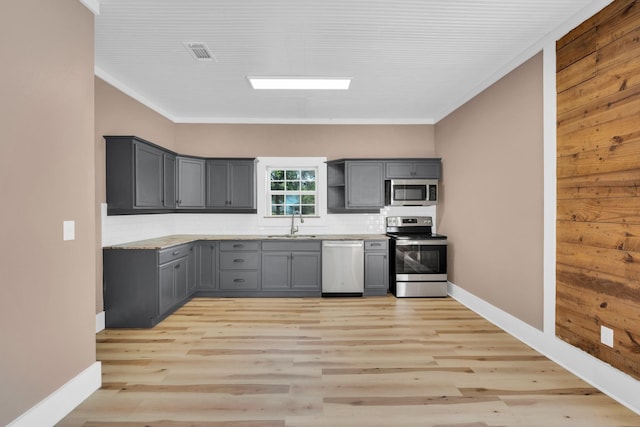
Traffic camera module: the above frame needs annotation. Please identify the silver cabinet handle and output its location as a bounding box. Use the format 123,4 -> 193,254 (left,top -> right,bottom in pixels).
234,278 -> 245,283
233,259 -> 245,263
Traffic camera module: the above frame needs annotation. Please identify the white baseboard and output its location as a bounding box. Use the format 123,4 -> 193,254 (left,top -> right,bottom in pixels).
96,311 -> 105,333
447,282 -> 640,416
8,361 -> 101,427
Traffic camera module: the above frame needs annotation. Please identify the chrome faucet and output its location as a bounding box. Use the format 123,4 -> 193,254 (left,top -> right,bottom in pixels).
290,210 -> 304,235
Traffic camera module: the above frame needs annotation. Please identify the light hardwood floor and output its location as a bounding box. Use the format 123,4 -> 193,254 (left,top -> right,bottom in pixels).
59,296 -> 640,426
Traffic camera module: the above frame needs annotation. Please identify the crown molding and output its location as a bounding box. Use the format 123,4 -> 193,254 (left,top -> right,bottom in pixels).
79,0 -> 100,14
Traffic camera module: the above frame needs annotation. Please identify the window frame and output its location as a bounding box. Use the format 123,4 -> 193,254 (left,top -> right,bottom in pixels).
256,157 -> 328,229
266,167 -> 318,217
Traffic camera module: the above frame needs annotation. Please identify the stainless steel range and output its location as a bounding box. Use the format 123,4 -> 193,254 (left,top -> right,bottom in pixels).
386,216 -> 448,297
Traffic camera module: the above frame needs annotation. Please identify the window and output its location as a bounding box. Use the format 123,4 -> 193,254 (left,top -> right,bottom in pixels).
268,168 -> 317,216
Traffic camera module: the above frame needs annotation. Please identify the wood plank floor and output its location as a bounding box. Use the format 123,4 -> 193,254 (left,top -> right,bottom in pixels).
59,296 -> 640,426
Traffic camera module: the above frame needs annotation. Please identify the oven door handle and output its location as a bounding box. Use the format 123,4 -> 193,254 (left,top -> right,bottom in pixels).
395,240 -> 447,246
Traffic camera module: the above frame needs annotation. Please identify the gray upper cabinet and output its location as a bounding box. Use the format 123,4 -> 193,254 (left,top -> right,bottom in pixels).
177,156 -> 206,209
327,158 -> 442,214
346,161 -> 385,209
105,136 -> 177,214
327,159 -> 384,213
206,159 -> 256,211
163,153 -> 176,208
134,142 -> 164,207
384,159 -> 442,179
106,136 -> 256,215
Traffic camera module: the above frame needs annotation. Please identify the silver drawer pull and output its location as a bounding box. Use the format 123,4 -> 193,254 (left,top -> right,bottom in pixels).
233,259 -> 245,263
172,251 -> 180,255
371,243 -> 381,247
234,278 -> 245,283
233,244 -> 244,248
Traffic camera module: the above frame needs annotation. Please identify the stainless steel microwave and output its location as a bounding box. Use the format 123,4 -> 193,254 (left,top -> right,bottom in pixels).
385,179 -> 438,206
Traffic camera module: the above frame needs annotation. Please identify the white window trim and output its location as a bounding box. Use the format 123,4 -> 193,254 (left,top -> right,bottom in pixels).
256,157 -> 327,230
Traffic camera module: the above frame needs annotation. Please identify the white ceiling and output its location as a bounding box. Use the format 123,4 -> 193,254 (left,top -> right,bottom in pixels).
95,0 -> 597,124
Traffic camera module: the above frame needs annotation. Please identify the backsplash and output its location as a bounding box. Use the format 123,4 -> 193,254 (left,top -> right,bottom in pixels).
101,203 -> 436,246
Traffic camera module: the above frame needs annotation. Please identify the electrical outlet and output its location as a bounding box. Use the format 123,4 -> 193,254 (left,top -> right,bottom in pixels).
601,325 -> 614,348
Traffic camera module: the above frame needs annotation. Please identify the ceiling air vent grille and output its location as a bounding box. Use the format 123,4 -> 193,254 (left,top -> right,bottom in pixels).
184,42 -> 215,62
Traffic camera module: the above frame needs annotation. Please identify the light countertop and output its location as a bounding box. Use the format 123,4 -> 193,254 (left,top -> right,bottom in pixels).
105,234 -> 389,250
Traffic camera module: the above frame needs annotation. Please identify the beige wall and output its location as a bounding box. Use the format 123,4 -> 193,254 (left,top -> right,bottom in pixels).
435,53 -> 544,329
0,1 -> 96,424
95,77 -> 176,311
176,124 -> 435,160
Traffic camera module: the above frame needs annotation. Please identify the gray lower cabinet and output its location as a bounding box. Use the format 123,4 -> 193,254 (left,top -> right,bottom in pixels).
218,241 -> 260,293
197,241 -> 217,292
104,238 -> 385,327
159,256 -> 188,314
103,243 -> 195,328
261,241 -> 321,296
364,240 -> 389,296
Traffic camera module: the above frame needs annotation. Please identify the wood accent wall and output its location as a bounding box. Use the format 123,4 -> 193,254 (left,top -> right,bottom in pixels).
556,0 -> 640,380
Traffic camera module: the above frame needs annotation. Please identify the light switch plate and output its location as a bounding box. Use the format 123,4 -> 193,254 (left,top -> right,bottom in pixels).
601,325 -> 614,348
63,220 -> 75,241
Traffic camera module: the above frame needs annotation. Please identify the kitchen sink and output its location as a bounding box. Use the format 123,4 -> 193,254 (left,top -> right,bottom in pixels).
267,234 -> 317,239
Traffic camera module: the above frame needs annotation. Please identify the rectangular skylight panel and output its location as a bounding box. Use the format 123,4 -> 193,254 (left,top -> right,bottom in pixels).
248,77 -> 351,90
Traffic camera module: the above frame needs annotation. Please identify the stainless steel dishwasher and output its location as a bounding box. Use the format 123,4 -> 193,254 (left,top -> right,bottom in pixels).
322,240 -> 364,297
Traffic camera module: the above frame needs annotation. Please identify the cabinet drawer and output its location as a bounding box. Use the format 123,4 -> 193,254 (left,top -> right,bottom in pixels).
219,271 -> 259,290
365,240 -> 388,251
219,251 -> 259,269
158,244 -> 190,264
219,241 -> 259,251
262,241 -> 321,252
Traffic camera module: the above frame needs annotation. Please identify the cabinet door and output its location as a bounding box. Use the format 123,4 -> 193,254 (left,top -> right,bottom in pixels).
291,252 -> 321,290
198,242 -> 217,290
365,252 -> 388,290
134,142 -> 164,208
346,161 -> 384,209
177,157 -> 205,208
159,262 -> 176,315
206,161 -> 229,208
163,153 -> 176,208
187,245 -> 197,294
261,252 -> 290,289
384,162 -> 414,179
229,161 -> 255,209
412,161 -> 441,179
174,259 -> 188,301
385,160 -> 442,179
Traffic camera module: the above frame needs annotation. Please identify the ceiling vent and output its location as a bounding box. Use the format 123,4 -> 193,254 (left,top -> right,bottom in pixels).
184,42 -> 215,62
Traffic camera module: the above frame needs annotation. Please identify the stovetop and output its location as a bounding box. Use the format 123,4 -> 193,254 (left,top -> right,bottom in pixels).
385,216 -> 446,241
